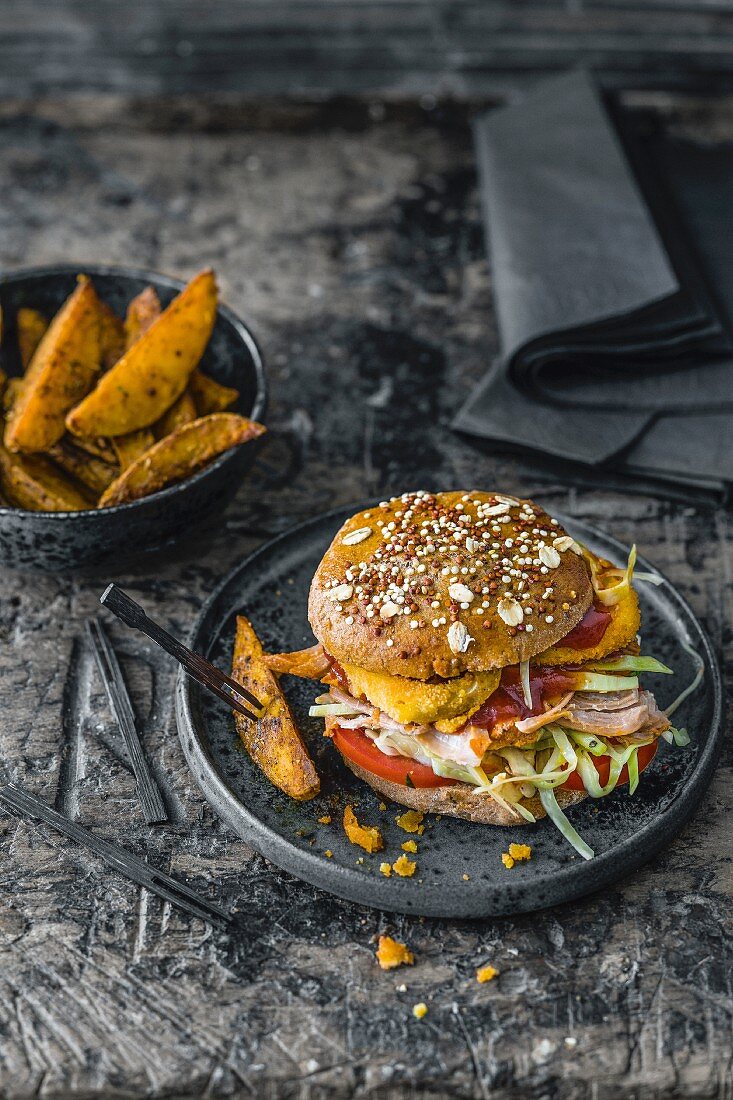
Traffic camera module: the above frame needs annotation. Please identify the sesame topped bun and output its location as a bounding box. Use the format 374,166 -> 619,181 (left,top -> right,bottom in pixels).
308,490 -> 593,680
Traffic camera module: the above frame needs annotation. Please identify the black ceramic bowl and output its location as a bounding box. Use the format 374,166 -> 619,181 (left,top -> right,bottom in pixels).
0,265 -> 267,571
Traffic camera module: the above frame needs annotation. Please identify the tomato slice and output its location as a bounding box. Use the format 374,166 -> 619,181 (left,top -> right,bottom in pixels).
562,739 -> 658,792
333,726 -> 457,788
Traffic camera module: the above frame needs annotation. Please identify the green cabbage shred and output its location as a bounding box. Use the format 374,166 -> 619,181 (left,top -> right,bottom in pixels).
312,632 -> 698,860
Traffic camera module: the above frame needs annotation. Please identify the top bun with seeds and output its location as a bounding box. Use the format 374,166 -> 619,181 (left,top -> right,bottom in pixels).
308,490 -> 594,680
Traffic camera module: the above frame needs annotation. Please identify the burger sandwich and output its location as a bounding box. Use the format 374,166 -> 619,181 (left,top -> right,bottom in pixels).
268,491 -> 692,858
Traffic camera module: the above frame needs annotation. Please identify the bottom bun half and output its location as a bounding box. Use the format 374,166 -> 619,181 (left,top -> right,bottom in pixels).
341,757 -> 588,827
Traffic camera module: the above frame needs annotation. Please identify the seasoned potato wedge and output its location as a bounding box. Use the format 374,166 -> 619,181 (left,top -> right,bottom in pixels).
118,288 -> 170,450
189,370 -> 239,415
0,267 -> 266,513
231,615 -> 320,800
98,413 -> 265,507
17,308 -> 48,369
66,269 -> 217,438
74,434 -> 118,464
111,428 -> 156,471
2,378 -> 22,418
154,388 -> 197,439
112,287 -> 159,467
47,438 -> 118,496
98,301 -> 125,369
0,445 -> 89,510
124,286 -> 161,350
5,277 -> 103,453
125,292 -> 235,422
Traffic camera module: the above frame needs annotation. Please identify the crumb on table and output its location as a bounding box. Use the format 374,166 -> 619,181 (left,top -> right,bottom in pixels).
376,935 -> 414,970
476,965 -> 499,983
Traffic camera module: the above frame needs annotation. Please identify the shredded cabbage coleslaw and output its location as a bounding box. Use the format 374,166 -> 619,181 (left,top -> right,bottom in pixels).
310,641 -> 701,859
308,542 -> 701,859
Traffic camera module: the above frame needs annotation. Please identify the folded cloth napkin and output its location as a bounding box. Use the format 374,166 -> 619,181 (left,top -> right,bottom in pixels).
453,68 -> 733,499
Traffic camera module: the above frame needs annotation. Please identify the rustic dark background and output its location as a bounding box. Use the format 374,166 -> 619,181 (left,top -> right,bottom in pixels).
1,5 -> 733,1099
5,0 -> 733,98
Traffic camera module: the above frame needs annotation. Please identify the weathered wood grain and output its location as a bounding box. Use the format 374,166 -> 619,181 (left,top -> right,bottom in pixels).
4,1 -> 733,98
0,94 -> 730,1099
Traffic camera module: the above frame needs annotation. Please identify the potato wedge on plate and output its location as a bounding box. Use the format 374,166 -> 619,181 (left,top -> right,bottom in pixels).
98,412 -> 265,507
231,615 -> 320,801
66,269 -> 217,438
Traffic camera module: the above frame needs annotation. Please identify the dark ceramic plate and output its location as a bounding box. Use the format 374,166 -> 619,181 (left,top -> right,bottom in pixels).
176,505 -> 723,918
0,265 -> 267,571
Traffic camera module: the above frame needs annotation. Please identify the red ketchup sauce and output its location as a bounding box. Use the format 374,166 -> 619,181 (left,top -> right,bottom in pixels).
560,604 -> 612,649
325,655 -> 351,693
471,664 -> 577,729
325,602 -> 612,737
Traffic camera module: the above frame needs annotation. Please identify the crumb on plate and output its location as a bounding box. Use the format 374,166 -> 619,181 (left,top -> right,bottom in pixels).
396,810 -> 425,834
392,854 -> 417,878
343,805 -> 384,853
502,842 -> 532,869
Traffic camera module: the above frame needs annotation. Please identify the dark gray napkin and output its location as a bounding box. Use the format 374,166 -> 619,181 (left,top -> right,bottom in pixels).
454,69 -> 733,497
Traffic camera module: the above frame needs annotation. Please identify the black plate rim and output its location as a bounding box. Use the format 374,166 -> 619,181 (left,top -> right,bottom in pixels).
175,501 -> 724,918
0,262 -> 268,517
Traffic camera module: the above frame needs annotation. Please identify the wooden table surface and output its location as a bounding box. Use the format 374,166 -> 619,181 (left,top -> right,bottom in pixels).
0,94 -> 730,1100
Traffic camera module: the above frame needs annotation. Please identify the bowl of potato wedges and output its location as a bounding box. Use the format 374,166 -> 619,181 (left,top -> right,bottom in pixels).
0,265 -> 267,570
